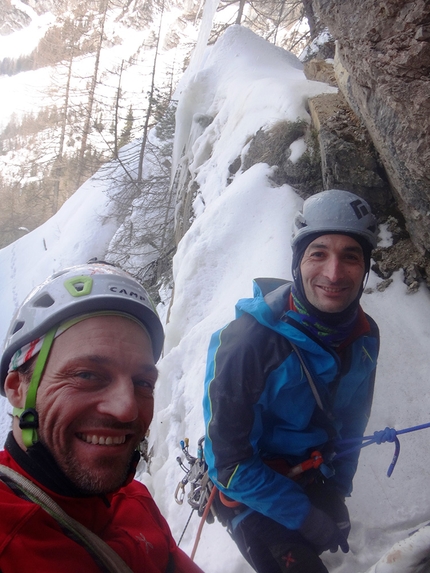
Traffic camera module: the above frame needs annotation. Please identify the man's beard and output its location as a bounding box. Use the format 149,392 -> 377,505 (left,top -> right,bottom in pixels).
37,429 -> 141,495
58,449 -> 134,494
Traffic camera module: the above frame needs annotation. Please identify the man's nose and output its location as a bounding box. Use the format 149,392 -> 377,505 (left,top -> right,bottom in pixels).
97,378 -> 139,422
324,256 -> 344,282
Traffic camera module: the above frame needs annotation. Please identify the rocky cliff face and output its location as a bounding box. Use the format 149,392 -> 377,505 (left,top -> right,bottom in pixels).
310,0 -> 430,258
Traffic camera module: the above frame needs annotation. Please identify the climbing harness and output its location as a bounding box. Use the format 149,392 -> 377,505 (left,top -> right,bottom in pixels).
174,437 -> 327,558
175,422 -> 430,560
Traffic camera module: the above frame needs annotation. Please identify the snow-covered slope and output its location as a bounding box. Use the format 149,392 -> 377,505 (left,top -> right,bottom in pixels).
0,0 -> 199,196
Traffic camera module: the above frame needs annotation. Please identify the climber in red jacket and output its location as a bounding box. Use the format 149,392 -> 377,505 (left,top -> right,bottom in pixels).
0,261 -> 204,573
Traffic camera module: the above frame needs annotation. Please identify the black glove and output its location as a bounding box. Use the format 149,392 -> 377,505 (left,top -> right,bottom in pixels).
298,506 -> 350,555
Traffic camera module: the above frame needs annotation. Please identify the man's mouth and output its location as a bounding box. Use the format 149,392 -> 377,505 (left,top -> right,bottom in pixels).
76,433 -> 127,446
318,285 -> 348,294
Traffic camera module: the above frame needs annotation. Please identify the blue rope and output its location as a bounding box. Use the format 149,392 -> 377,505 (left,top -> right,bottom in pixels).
333,422 -> 430,477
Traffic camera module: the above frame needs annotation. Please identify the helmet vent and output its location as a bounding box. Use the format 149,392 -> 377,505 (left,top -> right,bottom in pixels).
11,320 -> 25,335
33,293 -> 55,308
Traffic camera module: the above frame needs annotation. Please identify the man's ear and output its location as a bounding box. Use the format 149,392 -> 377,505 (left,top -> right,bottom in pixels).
4,371 -> 27,408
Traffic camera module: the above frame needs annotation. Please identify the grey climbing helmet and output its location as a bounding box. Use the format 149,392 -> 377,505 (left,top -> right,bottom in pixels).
291,189 -> 378,249
0,262 -> 164,396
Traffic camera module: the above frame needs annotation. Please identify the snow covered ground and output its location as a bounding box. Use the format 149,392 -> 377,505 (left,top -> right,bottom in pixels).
1,21 -> 430,573
0,0 -> 200,187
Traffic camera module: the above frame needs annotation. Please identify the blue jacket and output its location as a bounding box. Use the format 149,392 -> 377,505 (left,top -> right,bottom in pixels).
203,279 -> 379,530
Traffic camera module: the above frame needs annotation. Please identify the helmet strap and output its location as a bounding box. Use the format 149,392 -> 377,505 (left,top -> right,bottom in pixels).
13,326 -> 57,448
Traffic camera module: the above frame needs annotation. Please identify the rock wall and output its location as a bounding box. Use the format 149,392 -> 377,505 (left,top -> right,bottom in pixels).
307,91 -> 392,215
311,0 -> 430,255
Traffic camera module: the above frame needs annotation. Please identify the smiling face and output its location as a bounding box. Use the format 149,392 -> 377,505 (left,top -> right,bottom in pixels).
10,315 -> 158,494
300,234 -> 366,314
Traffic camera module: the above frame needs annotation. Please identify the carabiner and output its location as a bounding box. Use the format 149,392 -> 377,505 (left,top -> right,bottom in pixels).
175,481 -> 186,505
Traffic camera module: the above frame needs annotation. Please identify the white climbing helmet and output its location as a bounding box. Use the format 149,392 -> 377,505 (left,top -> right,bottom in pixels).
0,262 -> 164,395
291,189 -> 378,249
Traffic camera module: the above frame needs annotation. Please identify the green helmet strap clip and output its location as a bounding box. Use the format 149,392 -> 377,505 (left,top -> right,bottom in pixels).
17,408 -> 39,431
64,275 -> 93,297
13,326 -> 58,448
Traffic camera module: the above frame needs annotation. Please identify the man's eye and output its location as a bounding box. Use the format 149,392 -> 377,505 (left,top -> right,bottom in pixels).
134,379 -> 155,393
76,371 -> 97,380
344,254 -> 361,262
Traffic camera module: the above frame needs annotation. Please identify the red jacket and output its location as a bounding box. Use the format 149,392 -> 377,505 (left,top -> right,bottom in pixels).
0,449 -> 203,572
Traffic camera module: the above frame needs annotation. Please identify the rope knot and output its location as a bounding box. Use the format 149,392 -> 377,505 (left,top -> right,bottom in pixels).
373,427 -> 397,444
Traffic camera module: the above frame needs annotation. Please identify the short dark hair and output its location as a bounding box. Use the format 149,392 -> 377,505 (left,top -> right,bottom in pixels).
15,355 -> 37,385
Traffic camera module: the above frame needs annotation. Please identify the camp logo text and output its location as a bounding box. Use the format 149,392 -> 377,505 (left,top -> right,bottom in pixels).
109,285 -> 147,302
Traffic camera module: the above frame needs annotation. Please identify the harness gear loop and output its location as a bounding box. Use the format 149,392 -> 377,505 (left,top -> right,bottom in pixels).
175,436 -> 208,514
219,490 -> 241,508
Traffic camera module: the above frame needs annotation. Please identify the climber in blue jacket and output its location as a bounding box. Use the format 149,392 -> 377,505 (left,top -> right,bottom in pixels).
203,189 -> 380,573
